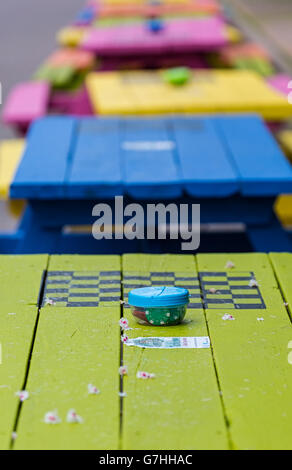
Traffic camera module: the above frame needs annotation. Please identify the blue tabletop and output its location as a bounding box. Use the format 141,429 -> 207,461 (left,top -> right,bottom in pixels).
10,114 -> 292,199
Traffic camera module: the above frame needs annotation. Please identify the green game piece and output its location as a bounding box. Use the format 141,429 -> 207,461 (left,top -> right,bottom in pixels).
163,67 -> 191,86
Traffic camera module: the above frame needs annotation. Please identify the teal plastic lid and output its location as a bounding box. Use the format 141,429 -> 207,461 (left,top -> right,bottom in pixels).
128,286 -> 189,308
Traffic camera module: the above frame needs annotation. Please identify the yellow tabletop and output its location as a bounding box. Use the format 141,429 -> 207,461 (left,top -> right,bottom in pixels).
87,69 -> 292,119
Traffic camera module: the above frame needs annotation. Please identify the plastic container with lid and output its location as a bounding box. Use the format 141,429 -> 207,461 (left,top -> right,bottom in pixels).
128,286 -> 189,326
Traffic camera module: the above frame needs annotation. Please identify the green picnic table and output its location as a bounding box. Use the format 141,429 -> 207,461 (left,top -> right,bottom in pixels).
0,253 -> 292,450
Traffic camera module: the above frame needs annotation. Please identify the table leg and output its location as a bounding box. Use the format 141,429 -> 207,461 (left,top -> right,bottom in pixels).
247,215 -> 292,252
15,206 -> 61,254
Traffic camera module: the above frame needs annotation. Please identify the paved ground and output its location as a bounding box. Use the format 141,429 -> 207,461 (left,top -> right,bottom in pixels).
0,1 -> 84,230
242,0 -> 292,58
224,0 -> 292,73
0,0 -> 84,139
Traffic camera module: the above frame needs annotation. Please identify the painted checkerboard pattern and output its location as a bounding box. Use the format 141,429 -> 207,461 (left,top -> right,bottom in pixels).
122,271 -> 266,309
42,270 -> 121,307
199,271 -> 266,309
123,271 -> 202,309
41,269 -> 265,309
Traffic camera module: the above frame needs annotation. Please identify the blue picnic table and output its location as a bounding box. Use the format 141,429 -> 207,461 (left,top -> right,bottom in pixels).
2,114 -> 292,253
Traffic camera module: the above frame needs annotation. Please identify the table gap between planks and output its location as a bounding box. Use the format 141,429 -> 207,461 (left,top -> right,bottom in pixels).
0,253 -> 291,450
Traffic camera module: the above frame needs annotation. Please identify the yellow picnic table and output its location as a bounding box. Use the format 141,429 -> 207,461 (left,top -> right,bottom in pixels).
86,69 -> 292,120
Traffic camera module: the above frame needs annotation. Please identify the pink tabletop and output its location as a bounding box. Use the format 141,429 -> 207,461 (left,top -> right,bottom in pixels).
267,74 -> 292,96
82,16 -> 228,56
2,81 -> 50,126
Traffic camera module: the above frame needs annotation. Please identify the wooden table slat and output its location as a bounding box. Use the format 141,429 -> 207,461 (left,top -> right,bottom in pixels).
0,255 -> 48,450
121,254 -> 229,450
14,255 -> 121,450
197,253 -> 292,450
269,252 -> 292,318
214,115 -> 292,195
11,117 -> 77,199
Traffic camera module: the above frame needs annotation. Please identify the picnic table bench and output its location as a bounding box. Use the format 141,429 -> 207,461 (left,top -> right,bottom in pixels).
0,252 -> 291,450
3,114 -> 292,254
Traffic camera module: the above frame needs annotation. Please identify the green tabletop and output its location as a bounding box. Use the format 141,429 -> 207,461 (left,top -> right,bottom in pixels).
0,253 -> 291,450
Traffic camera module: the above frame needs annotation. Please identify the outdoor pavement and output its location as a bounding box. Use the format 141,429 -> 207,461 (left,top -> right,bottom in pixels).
0,0 -> 84,139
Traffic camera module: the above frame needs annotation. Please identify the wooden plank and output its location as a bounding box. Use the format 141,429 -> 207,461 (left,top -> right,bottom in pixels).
0,140 -> 25,199
42,254 -> 121,308
86,72 -> 138,115
2,82 -> 50,127
0,254 -> 48,307
196,253 -> 292,450
11,115 -> 291,201
122,118 -> 182,199
121,254 -> 228,450
269,253 -> 292,318
0,255 -> 48,450
15,255 -> 121,450
214,115 -> 292,196
10,117 -> 76,199
68,118 -> 123,198
81,17 -> 228,55
171,116 -> 239,197
86,69 -> 292,119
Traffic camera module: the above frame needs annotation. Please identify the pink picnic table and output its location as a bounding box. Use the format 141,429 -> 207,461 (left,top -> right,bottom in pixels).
82,16 -> 228,56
